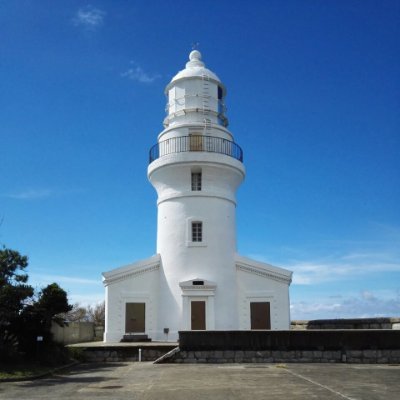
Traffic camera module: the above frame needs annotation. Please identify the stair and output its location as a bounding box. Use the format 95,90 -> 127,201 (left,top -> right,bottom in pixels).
120,334 -> 152,342
153,346 -> 180,364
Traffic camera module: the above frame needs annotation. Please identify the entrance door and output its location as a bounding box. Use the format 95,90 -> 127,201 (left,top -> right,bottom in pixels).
250,302 -> 271,330
191,301 -> 206,330
125,303 -> 145,333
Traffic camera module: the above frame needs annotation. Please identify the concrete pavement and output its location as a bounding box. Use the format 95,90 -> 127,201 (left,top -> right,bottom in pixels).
0,362 -> 399,399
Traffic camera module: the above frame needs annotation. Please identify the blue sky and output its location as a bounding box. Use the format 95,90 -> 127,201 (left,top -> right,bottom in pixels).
1,0 -> 399,320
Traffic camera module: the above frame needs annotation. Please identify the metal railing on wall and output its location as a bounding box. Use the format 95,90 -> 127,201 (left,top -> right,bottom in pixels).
149,135 -> 243,164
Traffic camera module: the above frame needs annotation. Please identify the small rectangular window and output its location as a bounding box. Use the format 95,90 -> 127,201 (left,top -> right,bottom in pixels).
192,222 -> 202,242
218,85 -> 223,100
191,172 -> 202,191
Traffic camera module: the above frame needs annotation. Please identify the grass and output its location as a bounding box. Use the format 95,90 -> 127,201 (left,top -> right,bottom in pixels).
0,362 -> 53,380
1,344 -> 80,380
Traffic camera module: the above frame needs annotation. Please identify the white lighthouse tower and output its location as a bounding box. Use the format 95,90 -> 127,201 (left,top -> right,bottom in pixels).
148,50 -> 244,336
103,51 -> 292,342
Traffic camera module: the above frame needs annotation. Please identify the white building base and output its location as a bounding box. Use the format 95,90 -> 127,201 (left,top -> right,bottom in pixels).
103,253 -> 291,343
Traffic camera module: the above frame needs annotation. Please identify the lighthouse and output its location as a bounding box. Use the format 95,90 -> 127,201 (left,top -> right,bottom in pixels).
103,51 -> 292,342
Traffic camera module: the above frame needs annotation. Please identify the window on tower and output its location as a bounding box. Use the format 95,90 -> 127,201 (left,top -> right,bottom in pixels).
191,222 -> 203,242
218,85 -> 223,100
191,172 -> 202,191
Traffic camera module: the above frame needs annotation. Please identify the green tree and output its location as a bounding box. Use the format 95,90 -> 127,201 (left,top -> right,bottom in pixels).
36,283 -> 72,330
0,248 -> 34,359
18,283 -> 72,356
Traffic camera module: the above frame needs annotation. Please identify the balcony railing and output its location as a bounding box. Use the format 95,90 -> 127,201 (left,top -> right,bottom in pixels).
149,135 -> 243,164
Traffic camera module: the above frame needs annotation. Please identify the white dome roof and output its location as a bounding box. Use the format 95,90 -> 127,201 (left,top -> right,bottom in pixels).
168,50 -> 221,85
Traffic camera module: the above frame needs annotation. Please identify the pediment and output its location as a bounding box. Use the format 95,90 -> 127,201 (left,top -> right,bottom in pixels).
179,278 -> 217,290
235,253 -> 292,285
102,254 -> 160,286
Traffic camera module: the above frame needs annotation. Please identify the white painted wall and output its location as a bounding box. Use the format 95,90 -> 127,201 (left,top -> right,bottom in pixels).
236,268 -> 291,330
236,254 -> 292,330
103,257 -> 160,342
149,162 -> 244,339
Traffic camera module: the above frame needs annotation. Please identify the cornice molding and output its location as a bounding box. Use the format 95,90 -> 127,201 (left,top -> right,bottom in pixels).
103,261 -> 160,287
157,191 -> 236,206
236,262 -> 292,285
180,285 -> 216,291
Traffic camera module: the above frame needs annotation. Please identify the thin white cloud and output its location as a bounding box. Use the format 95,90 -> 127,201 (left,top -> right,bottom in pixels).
246,250 -> 400,285
31,274 -> 100,286
341,252 -> 390,261
3,187 -> 85,200
289,257 -> 400,285
121,62 -> 161,84
73,5 -> 105,30
291,290 -> 400,320
28,273 -> 104,306
5,189 -> 53,200
69,293 -> 105,307
360,290 -> 376,301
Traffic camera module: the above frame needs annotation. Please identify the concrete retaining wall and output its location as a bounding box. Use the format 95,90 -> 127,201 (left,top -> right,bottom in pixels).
155,330 -> 400,364
72,328 -> 400,364
165,349 -> 400,364
179,330 -> 400,351
51,322 -> 104,344
82,346 -> 177,362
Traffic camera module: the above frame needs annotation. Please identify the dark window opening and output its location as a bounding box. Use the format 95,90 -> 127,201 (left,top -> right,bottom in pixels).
192,222 -> 202,242
191,172 -> 202,191
192,280 -> 204,286
218,85 -> 223,100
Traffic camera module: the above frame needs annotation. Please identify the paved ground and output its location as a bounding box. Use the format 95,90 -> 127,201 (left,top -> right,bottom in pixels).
0,362 -> 399,400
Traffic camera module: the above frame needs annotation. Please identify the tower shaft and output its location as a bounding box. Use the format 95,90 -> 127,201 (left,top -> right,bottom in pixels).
148,51 -> 245,337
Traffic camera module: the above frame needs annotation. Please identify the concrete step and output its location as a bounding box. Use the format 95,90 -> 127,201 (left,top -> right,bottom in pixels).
121,334 -> 152,342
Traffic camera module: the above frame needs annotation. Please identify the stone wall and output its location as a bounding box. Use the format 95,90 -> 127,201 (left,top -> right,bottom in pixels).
178,330 -> 400,351
164,349 -> 400,364
82,346 -> 177,362
153,330 -> 400,364
291,317 -> 400,330
73,328 -> 400,364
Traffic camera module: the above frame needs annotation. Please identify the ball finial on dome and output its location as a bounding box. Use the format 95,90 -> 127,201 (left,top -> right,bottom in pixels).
189,50 -> 202,61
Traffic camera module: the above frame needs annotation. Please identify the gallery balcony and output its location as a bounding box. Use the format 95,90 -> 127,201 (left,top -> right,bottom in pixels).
149,135 -> 243,164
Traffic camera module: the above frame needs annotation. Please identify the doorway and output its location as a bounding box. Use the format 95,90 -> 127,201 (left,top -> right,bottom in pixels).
250,302 -> 271,330
191,301 -> 206,330
189,134 -> 203,151
125,303 -> 145,333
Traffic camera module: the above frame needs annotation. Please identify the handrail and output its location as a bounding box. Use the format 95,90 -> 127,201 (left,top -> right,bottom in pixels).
149,135 -> 243,164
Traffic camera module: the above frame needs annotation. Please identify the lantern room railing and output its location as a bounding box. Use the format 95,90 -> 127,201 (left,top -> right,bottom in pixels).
149,135 -> 243,164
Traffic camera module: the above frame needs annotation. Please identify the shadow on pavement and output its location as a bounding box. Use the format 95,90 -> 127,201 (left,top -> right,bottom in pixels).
19,362 -> 129,388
